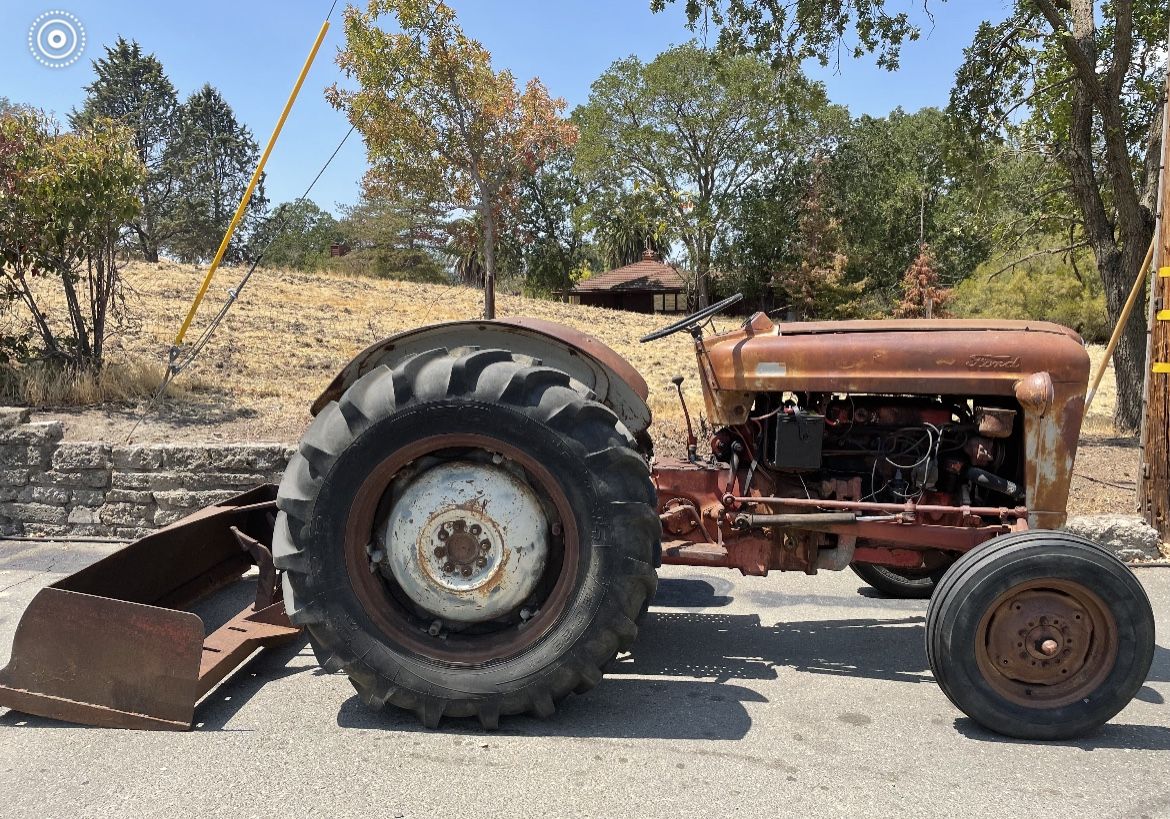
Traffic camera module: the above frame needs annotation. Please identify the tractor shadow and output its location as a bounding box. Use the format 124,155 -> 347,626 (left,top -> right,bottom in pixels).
336,576 -> 930,739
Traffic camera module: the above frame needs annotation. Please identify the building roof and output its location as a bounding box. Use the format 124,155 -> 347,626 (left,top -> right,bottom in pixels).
572,249 -> 685,292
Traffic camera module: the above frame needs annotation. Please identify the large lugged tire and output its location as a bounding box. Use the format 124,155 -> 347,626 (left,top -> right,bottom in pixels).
274,346 -> 659,728
849,561 -> 947,599
926,530 -> 1154,739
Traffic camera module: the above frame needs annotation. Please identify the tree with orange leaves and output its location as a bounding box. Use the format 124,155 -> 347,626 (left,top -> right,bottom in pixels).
327,0 -> 577,318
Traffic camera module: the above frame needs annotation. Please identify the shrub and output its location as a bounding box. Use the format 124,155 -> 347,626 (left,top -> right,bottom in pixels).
950,250 -> 1107,342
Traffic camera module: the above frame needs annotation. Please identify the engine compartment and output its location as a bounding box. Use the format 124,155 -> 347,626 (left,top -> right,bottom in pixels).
716,393 -> 1026,510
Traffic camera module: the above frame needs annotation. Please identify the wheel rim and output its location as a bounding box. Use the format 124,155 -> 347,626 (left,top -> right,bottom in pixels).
974,579 -> 1118,708
343,433 -> 581,666
384,459 -> 549,623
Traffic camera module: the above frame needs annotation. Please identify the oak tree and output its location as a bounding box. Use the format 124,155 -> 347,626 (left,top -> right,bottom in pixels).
576,43 -> 829,307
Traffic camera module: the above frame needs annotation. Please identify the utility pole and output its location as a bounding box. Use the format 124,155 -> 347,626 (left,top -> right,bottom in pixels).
1138,70 -> 1170,539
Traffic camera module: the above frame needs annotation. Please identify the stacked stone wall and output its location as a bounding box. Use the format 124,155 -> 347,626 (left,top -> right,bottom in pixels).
0,408 -> 291,539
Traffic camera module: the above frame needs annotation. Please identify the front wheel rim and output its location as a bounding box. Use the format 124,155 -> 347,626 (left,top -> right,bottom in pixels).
974,579 -> 1118,708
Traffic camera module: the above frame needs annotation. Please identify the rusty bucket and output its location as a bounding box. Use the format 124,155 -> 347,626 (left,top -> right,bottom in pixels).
0,485 -> 300,730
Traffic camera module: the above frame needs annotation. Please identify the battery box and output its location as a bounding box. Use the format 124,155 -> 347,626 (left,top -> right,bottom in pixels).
771,413 -> 825,470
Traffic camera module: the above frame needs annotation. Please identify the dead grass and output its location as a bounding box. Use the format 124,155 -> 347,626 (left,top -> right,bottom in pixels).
1081,345 -> 1120,435
0,261 -> 737,444
0,357 -> 210,407
0,260 -> 1122,450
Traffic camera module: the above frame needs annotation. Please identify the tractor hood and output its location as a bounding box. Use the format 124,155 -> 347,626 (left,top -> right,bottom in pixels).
701,313 -> 1090,397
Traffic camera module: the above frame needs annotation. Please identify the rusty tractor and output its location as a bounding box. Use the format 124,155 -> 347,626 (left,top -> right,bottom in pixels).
0,294 -> 1156,739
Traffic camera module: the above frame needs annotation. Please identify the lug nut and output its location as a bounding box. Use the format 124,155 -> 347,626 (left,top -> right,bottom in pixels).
470,524 -> 482,536
461,566 -> 472,578
476,557 -> 487,568
443,562 -> 455,573
428,620 -> 442,636
437,529 -> 449,541
551,522 -> 563,536
434,546 -> 447,558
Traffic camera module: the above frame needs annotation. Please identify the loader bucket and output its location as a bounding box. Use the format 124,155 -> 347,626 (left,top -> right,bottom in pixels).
0,484 -> 301,730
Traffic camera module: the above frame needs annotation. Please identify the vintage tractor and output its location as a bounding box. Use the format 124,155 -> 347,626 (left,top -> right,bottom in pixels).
0,295 -> 1155,739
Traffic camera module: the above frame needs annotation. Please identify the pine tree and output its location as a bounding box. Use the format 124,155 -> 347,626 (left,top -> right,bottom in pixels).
167,85 -> 266,264
896,244 -> 951,318
71,38 -> 182,262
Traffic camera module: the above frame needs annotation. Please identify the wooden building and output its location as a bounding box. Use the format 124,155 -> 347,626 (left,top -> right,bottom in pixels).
567,249 -> 687,314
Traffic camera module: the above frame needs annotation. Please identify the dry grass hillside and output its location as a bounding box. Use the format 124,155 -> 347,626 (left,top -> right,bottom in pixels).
6,260 -> 1134,515
18,261 -> 735,447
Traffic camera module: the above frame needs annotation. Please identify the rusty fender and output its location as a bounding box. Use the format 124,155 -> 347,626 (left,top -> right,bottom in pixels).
311,318 -> 651,437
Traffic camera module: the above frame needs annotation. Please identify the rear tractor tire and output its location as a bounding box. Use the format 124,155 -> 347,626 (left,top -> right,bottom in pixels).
925,531 -> 1154,739
274,346 -> 659,728
850,561 -> 948,599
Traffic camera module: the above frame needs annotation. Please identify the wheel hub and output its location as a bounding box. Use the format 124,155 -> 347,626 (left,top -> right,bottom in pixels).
976,580 -> 1118,707
985,590 -> 1090,684
380,459 -> 549,624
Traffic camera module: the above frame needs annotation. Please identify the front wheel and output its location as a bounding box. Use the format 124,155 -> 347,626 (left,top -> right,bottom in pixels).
274,346 -> 659,728
926,531 -> 1154,739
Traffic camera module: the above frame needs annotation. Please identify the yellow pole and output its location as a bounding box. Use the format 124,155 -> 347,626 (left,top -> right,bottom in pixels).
1085,236 -> 1155,411
173,18 -> 331,346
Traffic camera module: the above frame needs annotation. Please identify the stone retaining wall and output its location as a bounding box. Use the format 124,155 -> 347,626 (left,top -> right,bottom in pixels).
0,407 -> 1163,559
0,408 -> 291,540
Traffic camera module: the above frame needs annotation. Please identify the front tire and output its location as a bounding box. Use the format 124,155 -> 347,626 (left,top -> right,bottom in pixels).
274,346 -> 659,728
926,531 -> 1154,739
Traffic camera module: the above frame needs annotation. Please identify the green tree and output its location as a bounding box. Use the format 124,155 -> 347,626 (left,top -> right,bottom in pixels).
657,0 -> 1167,429
167,85 -> 266,264
773,157 -> 865,318
826,108 -> 991,304
584,183 -> 677,270
247,200 -> 340,271
952,246 -> 1108,342
71,38 -> 183,262
328,0 -> 577,318
516,148 -> 591,298
576,42 -> 830,307
0,112 -> 144,370
653,0 -> 928,70
714,167 -> 806,311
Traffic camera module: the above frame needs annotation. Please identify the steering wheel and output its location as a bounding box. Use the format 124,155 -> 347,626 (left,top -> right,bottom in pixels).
639,293 -> 744,343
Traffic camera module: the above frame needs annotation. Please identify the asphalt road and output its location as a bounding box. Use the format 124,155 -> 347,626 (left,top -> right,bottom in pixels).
0,539 -> 1167,819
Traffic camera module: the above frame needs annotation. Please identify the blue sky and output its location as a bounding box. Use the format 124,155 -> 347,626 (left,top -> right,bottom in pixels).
1,1 -> 1008,214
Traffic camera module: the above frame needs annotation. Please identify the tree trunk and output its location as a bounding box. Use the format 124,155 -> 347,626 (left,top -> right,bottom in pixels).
1103,238 -> 1152,432
482,207 -> 497,320
561,251 -> 571,303
695,236 -> 712,308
